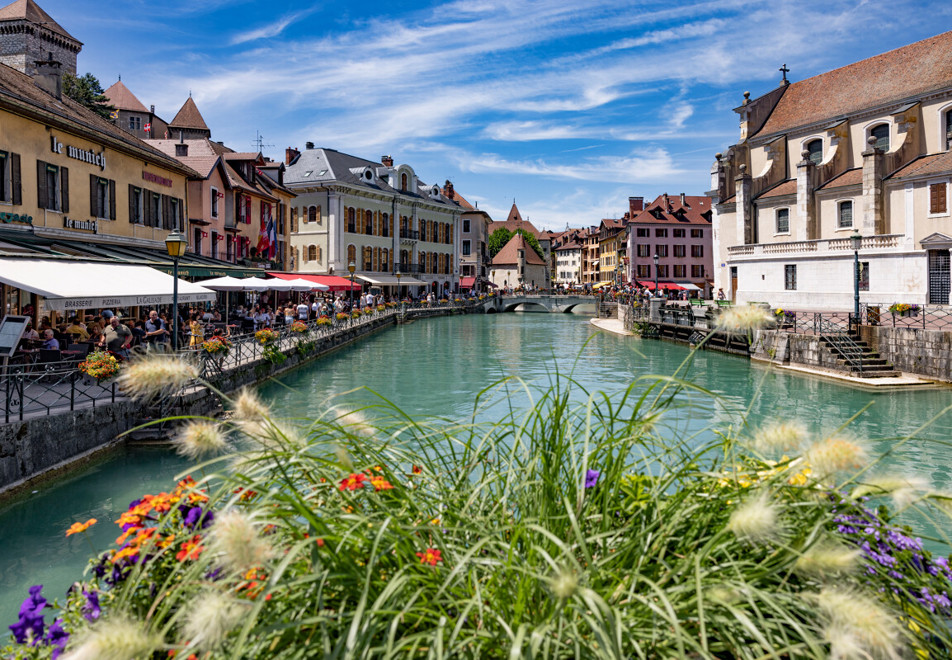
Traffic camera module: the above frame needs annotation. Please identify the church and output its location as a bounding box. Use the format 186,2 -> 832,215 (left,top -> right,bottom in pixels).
710,31 -> 952,309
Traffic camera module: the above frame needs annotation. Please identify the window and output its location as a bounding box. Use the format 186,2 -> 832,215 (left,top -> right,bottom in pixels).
381,248 -> 389,271
656,245 -> 668,258
128,185 -> 143,224
859,261 -> 869,291
193,227 -> 202,254
636,228 -> 649,237
870,124 -> 889,152
347,208 -> 356,233
308,205 -> 318,224
211,231 -> 219,259
776,208 -> 789,234
401,173 -> 408,191
128,116 -> 141,131
785,264 -> 797,290
463,219 -> 470,233
837,200 -> 853,229
673,264 -> 686,278
236,193 -> 247,224
226,235 -> 235,261
365,210 -> 373,235
636,244 -> 650,257
0,151 -> 20,204
657,264 -> 669,278
946,109 -> 952,150
806,139 -> 823,166
672,228 -> 685,238
690,228 -> 704,238
150,193 -> 163,228
462,240 -> 471,256
364,247 -> 373,271
382,213 -> 389,237
211,187 -> 219,217
169,197 -> 181,230
655,228 -> 668,238
347,244 -> 356,266
636,264 -> 650,278
89,174 -> 115,219
673,245 -> 686,258
930,183 -> 948,214
691,265 -> 705,278
420,221 -> 427,242
37,161 -> 68,212
691,245 -> 704,258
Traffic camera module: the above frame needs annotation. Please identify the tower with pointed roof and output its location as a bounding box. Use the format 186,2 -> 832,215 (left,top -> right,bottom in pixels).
0,0 -> 82,76
169,96 -> 211,140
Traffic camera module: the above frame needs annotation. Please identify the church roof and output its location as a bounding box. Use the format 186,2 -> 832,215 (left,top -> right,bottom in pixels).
103,79 -> 148,113
818,168 -> 863,190
492,233 -> 546,266
890,151 -> 952,180
756,179 -> 797,199
169,97 -> 209,131
0,0 -> 79,43
754,31 -> 952,139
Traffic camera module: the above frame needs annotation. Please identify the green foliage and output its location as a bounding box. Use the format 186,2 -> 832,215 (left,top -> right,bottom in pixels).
62,73 -> 115,119
488,228 -> 544,260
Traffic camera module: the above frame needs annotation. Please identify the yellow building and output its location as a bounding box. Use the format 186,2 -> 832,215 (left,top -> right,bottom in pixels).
596,218 -> 625,285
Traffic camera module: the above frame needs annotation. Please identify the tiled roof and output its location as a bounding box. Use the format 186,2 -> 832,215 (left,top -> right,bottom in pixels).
555,239 -> 582,251
0,0 -> 78,42
890,151 -> 952,179
757,179 -> 797,199
755,31 -> 952,138
818,168 -> 863,190
103,80 -> 148,113
442,186 -> 474,210
169,97 -> 209,131
0,62 -> 195,177
173,156 -> 220,179
224,152 -> 261,161
492,233 -> 546,266
629,194 -> 712,225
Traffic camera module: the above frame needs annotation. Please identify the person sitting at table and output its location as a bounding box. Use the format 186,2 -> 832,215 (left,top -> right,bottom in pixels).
104,316 -> 133,358
41,329 -> 60,351
21,320 -> 39,342
87,323 -> 105,349
65,316 -> 89,341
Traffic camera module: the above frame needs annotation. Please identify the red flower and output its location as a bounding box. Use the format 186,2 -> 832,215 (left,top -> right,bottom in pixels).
339,473 -> 367,491
412,465 -> 423,474
370,476 -> 394,492
176,535 -> 204,562
416,548 -> 442,566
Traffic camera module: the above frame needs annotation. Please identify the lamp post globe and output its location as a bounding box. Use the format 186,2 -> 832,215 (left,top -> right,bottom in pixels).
164,230 -> 188,350
851,230 -> 862,324
348,260 -> 356,310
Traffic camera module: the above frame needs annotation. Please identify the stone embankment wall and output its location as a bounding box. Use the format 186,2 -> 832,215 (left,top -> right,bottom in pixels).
858,326 -> 952,382
0,308 -> 464,496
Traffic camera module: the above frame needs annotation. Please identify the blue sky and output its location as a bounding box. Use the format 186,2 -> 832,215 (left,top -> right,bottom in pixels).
35,0 -> 952,230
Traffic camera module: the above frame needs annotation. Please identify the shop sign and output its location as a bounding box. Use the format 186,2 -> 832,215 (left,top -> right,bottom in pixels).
142,171 -> 174,188
64,217 -> 98,233
0,212 -> 32,226
50,136 -> 106,171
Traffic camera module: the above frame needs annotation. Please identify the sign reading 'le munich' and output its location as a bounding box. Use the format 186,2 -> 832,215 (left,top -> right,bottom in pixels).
50,136 -> 106,171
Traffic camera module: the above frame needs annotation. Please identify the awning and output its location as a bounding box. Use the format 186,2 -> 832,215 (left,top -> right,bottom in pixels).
459,276 -> 476,289
637,280 -> 685,291
0,258 -> 216,311
268,272 -> 360,291
676,282 -> 702,291
592,281 -> 614,289
356,274 -> 426,286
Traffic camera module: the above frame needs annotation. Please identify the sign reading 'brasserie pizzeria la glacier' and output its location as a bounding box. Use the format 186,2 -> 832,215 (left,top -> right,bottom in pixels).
50,136 -> 106,171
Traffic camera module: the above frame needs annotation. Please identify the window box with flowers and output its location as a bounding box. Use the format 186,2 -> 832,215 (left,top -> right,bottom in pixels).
774,308 -> 796,328
888,303 -> 920,317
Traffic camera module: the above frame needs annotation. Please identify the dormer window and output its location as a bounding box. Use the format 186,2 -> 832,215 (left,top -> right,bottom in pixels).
401,173 -> 408,191
870,124 -> 889,152
806,139 -> 823,166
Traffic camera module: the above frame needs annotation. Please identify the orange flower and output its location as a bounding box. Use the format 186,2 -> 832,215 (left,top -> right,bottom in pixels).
412,465 -> 423,474
339,473 -> 367,491
416,548 -> 442,566
176,535 -> 204,562
65,518 -> 97,537
370,476 -> 394,492
316,538 -> 325,547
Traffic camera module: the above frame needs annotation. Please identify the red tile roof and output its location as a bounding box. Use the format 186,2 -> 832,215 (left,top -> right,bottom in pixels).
818,168 -> 863,190
103,79 -> 148,113
755,31 -> 952,138
890,151 -> 952,179
629,194 -> 712,225
170,96 -> 209,131
488,203 -> 542,237
0,0 -> 78,42
757,179 -> 797,199
492,233 -> 546,266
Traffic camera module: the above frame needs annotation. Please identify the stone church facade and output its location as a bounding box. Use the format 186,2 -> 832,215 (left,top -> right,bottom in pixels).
711,31 -> 952,309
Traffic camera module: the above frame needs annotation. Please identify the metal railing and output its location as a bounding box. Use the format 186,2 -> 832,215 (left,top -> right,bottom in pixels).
2,359 -> 118,423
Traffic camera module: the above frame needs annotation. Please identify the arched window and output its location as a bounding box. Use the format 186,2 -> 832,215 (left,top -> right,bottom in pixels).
805,139 -> 823,166
347,208 -> 356,233
381,248 -> 389,272
401,173 -> 408,191
870,124 -> 889,152
363,246 -> 372,271
347,244 -> 356,266
382,213 -> 389,237
400,249 -> 408,269
307,245 -> 317,261
365,210 -> 373,235
308,205 -> 318,224
946,109 -> 952,150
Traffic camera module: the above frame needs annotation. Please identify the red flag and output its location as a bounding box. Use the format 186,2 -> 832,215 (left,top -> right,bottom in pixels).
144,123 -> 152,133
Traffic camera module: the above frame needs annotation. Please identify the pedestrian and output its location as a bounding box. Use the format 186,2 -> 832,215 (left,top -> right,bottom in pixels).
104,316 -> 133,357
144,310 -> 170,348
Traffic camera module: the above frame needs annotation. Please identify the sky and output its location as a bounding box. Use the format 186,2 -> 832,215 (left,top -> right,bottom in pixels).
32,0 -> 952,231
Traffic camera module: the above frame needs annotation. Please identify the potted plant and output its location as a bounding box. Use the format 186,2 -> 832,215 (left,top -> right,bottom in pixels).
888,303 -> 920,317
77,350 -> 121,384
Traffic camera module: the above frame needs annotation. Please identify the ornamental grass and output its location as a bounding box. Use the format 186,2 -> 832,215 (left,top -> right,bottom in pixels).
6,362 -> 952,658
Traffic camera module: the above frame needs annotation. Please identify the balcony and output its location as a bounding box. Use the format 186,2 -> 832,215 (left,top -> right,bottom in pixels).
400,229 -> 419,245
395,262 -> 423,274
727,234 -> 903,259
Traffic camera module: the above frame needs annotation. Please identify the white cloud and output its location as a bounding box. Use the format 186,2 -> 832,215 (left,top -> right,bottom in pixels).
230,8 -> 320,45
454,148 -> 684,184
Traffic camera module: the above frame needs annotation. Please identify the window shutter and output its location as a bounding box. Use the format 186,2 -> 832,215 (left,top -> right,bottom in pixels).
60,167 -> 69,213
128,185 -> 136,223
245,197 -> 251,223
179,198 -> 185,226
940,184 -> 948,214
109,180 -> 116,220
162,195 -> 171,230
36,160 -> 48,209
933,183 -> 948,214
89,174 -> 97,216
11,153 -> 20,205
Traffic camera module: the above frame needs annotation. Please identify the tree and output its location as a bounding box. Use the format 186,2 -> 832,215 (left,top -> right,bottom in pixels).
488,228 -> 545,260
63,73 -> 115,120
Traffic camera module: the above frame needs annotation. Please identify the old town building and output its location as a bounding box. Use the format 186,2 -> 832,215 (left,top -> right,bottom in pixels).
597,217 -> 627,286
0,0 -> 80,77
284,146 -> 460,294
487,202 -> 551,288
711,30 -> 952,308
490,232 -> 547,290
442,180 -> 492,291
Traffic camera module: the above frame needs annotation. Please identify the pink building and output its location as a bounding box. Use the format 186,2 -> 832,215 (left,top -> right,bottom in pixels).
627,193 -> 713,296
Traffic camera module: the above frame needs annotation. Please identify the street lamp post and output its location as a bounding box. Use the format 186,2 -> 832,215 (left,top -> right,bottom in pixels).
348,260 -> 356,310
164,229 -> 188,351
851,230 -> 862,324
653,253 -> 659,296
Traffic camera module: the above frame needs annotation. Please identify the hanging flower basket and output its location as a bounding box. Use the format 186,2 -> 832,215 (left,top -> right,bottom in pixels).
255,328 -> 280,345
201,336 -> 231,358
77,351 -> 120,383
289,321 -> 309,334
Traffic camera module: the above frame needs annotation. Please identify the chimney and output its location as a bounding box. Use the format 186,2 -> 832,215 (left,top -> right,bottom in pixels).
175,142 -> 188,157
444,179 -> 454,199
150,104 -> 155,114
381,155 -> 394,167
679,192 -> 686,206
628,196 -> 644,215
285,146 -> 300,165
33,53 -> 62,100
305,141 -> 315,150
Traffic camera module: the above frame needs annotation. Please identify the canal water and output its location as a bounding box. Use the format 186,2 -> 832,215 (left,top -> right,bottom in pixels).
1,312 -> 951,629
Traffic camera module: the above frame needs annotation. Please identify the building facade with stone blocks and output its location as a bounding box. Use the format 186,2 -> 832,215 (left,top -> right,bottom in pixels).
0,0 -> 80,77
103,79 -> 168,142
711,30 -> 952,309
284,147 -> 461,294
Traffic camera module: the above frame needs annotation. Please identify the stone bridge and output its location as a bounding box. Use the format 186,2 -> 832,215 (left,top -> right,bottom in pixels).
480,294 -> 600,313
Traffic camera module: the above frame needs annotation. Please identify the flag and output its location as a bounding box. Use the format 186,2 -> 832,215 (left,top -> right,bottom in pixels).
266,217 -> 277,259
109,110 -> 119,120
143,123 -> 152,133
256,212 -> 270,255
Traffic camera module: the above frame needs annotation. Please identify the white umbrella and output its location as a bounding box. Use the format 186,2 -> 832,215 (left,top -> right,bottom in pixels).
280,277 -> 330,292
263,279 -> 312,292
235,278 -> 271,292
197,276 -> 249,292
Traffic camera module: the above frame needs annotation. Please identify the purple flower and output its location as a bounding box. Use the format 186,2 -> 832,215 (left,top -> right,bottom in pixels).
81,590 -> 100,622
45,618 -> 68,659
183,505 -> 214,529
584,469 -> 600,489
9,585 -> 47,644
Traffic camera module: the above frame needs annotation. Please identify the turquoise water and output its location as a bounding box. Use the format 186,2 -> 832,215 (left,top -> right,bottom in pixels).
1,312 -> 951,629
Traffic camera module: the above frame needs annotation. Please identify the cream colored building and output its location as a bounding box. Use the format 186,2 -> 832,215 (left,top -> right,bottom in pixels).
711,31 -> 952,308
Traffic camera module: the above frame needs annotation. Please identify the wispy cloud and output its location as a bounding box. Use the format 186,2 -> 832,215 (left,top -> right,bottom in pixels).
230,8 -> 320,45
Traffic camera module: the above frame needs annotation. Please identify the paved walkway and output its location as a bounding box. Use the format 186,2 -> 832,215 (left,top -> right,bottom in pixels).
589,317 -> 633,336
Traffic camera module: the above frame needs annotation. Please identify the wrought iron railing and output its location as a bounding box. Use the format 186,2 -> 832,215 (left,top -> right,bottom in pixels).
2,359 -> 118,423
